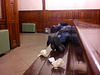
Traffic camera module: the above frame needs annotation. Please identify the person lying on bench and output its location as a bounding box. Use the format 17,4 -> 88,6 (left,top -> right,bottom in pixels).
47,25 -> 72,53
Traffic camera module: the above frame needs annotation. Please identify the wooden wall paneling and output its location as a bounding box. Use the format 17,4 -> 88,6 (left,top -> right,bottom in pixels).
50,11 -> 57,25
19,21 -> 22,32
19,9 -> 100,32
36,11 -> 43,32
0,0 -> 7,29
69,10 -> 73,19
43,11 -> 48,28
36,22 -> 43,32
91,10 -> 97,19
45,11 -> 48,22
29,11 -> 34,22
66,11 -> 69,19
73,10 -> 79,19
62,11 -> 67,19
50,11 -> 56,24
1,0 -> 6,20
1,0 -> 3,19
33,11 -> 37,22
47,11 -> 50,22
99,10 -> 100,24
25,12 -> 30,22
97,10 -> 100,24
79,10 -> 85,19
45,11 -> 52,27
19,12 -> 22,23
36,11 -> 42,32
0,20 -> 6,29
42,22 -> 46,31
84,10 -> 98,24
57,11 -> 62,23
46,22 -> 52,28
37,11 -> 43,22
57,11 -> 63,20
19,12 -> 23,32
20,11 -> 25,22
36,11 -> 39,22
85,10 -> 92,19
0,25 -> 6,29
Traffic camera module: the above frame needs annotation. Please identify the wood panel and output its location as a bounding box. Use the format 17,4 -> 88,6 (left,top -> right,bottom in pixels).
9,0 -> 20,48
0,0 -> 7,29
0,0 -> 20,49
19,10 -> 100,32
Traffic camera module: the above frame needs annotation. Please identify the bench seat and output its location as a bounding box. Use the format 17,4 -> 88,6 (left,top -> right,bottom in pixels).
23,44 -> 69,75
23,26 -> 87,75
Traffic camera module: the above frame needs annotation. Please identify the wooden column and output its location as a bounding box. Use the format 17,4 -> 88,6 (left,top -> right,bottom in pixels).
42,0 -> 45,11
5,0 -> 20,49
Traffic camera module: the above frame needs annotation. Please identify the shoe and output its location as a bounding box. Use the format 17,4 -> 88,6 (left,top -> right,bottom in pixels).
51,44 -> 55,51
54,36 -> 65,53
47,35 -> 52,46
47,35 -> 55,50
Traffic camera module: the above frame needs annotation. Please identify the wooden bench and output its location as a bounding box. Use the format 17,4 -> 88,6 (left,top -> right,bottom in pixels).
23,44 -> 69,75
23,24 -> 88,75
73,20 -> 100,75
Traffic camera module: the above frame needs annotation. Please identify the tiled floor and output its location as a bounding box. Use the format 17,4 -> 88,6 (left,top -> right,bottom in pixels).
0,33 -> 50,75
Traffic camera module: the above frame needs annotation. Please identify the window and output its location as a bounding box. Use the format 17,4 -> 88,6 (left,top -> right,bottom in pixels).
46,0 -> 100,10
18,0 -> 43,10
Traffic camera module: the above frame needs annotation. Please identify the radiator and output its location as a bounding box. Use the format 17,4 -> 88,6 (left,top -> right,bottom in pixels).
0,30 -> 10,54
22,23 -> 36,32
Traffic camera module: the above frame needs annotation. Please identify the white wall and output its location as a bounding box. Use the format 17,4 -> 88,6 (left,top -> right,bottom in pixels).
18,0 -> 42,11
46,0 -> 100,10
18,0 -> 100,11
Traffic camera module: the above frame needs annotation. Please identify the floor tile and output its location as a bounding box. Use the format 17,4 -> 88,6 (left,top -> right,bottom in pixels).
0,33 -> 49,75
